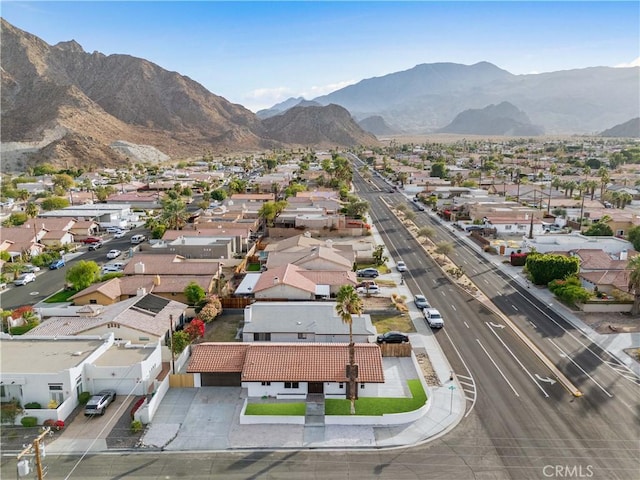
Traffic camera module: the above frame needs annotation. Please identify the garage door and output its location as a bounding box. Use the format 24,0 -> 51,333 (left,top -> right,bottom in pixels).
201,372 -> 242,386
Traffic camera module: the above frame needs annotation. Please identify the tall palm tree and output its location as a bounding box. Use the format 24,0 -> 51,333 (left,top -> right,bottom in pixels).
25,203 -> 40,245
335,285 -> 364,415
627,255 -> 640,316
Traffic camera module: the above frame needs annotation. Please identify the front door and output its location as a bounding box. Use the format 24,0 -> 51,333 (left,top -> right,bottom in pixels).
308,382 -> 324,394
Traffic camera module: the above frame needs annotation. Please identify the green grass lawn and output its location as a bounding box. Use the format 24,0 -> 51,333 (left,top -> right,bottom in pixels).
325,379 -> 426,416
245,403 -> 306,416
44,289 -> 79,303
242,380 -> 427,417
202,312 -> 242,342
371,314 -> 417,333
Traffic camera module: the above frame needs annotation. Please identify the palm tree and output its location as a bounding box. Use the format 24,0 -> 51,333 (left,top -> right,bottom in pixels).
160,198 -> 188,230
335,285 -> 364,415
627,255 -> 640,316
25,203 -> 39,245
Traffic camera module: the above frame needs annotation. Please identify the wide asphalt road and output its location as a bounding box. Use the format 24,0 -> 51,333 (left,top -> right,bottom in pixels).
1,166 -> 637,479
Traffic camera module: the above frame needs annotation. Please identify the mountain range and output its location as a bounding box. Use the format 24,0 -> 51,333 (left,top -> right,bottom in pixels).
1,18 -> 638,171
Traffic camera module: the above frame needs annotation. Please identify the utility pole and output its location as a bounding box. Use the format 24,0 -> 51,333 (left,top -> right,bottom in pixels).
16,427 -> 50,479
169,314 -> 175,374
528,188 -> 536,239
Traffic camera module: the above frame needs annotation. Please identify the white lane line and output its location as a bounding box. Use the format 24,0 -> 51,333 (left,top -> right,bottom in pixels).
476,338 -> 520,397
464,321 -> 470,329
512,305 -> 519,311
442,329 -> 478,418
485,322 -> 549,398
483,279 -> 489,284
548,339 -> 613,398
451,305 -> 457,311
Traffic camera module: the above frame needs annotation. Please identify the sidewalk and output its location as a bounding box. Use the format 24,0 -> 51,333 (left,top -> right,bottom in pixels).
420,206 -> 640,377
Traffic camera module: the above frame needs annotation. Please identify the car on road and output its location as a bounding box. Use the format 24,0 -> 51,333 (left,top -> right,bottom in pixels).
14,272 -> 36,286
396,261 -> 407,272
49,259 -> 65,270
82,236 -> 102,244
376,331 -> 409,344
414,294 -> 430,309
424,308 -> 444,328
88,241 -> 104,251
113,230 -> 126,239
106,226 -> 124,233
356,283 -> 380,294
21,264 -> 41,273
130,234 -> 146,244
84,390 -> 116,416
356,268 -> 379,278
106,249 -> 122,259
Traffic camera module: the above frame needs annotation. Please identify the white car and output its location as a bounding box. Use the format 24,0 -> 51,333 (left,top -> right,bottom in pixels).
106,249 -> 122,259
113,231 -> 126,239
356,284 -> 380,294
106,226 -> 123,233
14,272 -> 36,286
424,308 -> 444,329
396,261 -> 407,272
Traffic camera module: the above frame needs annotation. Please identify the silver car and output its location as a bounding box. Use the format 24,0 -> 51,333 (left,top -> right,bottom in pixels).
84,390 -> 116,416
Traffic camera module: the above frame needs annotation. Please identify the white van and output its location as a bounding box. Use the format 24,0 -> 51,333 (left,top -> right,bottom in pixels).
131,234 -> 146,244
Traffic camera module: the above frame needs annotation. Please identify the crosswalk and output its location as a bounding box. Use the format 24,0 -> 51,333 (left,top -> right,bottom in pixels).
456,374 -> 477,418
604,359 -> 640,386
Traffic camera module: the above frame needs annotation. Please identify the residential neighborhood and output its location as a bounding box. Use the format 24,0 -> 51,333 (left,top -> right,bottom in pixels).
1,140 -> 639,470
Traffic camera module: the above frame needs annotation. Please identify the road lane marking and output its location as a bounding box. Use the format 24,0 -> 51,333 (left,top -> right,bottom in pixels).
511,305 -> 518,311
604,361 -> 640,385
451,305 -> 457,311
464,321 -> 470,329
535,374 -> 557,385
548,339 -> 613,398
476,338 -> 520,397
489,322 -> 504,329
442,330 -> 478,417
486,322 -> 549,398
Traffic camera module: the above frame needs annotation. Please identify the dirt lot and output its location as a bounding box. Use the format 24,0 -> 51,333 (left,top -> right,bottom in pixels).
569,310 -> 640,334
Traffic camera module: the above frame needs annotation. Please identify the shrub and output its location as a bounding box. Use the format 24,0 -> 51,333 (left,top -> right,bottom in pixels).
78,391 -> 91,404
24,402 -> 41,409
130,420 -> 143,433
1,400 -> 22,425
48,399 -> 59,409
21,416 -> 38,427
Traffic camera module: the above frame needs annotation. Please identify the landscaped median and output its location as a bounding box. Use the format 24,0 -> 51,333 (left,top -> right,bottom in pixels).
240,379 -> 429,426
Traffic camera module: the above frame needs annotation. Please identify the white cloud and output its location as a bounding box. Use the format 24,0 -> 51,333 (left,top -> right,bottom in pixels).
614,57 -> 640,68
300,80 -> 358,98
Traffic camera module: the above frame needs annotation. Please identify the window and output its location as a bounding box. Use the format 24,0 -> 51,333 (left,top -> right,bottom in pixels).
297,333 -> 307,339
49,384 -> 64,404
139,337 -> 150,341
75,376 -> 82,397
505,225 -> 512,231
360,383 -> 366,389
253,333 -> 271,341
89,299 -> 97,304
261,381 -> 271,386
284,382 -> 299,389
339,383 -> 344,389
0,385 -> 6,399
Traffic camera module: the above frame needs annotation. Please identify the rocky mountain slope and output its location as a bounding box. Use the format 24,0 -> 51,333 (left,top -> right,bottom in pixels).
599,118 -> 640,138
358,115 -> 400,136
262,104 -> 379,147
0,19 -> 372,171
438,102 -> 544,136
312,62 -> 639,134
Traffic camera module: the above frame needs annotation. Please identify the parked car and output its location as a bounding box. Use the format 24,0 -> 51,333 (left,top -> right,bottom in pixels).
396,261 -> 407,272
84,390 -> 116,416
82,236 -> 102,244
414,294 -> 430,309
424,308 -> 444,328
106,249 -> 122,259
88,241 -> 104,251
356,268 -> 379,278
106,226 -> 123,233
14,272 -> 36,286
49,259 -> 65,270
376,331 -> 409,344
21,264 -> 41,273
356,284 -> 380,294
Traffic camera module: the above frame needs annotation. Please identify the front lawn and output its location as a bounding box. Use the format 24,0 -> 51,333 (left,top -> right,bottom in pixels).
325,379 -> 426,416
245,402 -> 306,416
371,314 -> 417,333
44,289 -> 79,303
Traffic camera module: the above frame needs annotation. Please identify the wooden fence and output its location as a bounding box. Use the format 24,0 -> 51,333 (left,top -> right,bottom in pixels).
379,343 -> 412,357
169,373 -> 194,388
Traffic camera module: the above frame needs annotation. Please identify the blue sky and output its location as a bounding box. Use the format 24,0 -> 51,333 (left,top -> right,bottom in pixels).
2,1 -> 638,112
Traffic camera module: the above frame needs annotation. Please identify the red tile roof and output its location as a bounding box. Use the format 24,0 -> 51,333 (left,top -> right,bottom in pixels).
187,343 -> 250,373
187,342 -> 384,383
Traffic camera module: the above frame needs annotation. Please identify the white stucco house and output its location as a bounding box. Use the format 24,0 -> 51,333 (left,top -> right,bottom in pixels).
242,301 -> 377,343
0,334 -> 162,425
187,342 -> 385,398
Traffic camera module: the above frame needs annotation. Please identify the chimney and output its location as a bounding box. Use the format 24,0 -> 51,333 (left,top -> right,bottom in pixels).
136,287 -> 147,297
244,305 -> 252,323
273,276 -> 279,285
154,274 -> 161,286
620,250 -> 628,261
134,262 -> 145,274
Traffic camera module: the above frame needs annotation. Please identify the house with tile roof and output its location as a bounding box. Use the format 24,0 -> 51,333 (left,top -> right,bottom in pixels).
251,264 -> 356,300
242,301 -> 376,343
25,293 -> 187,362
187,342 -> 385,398
70,275 -> 214,306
